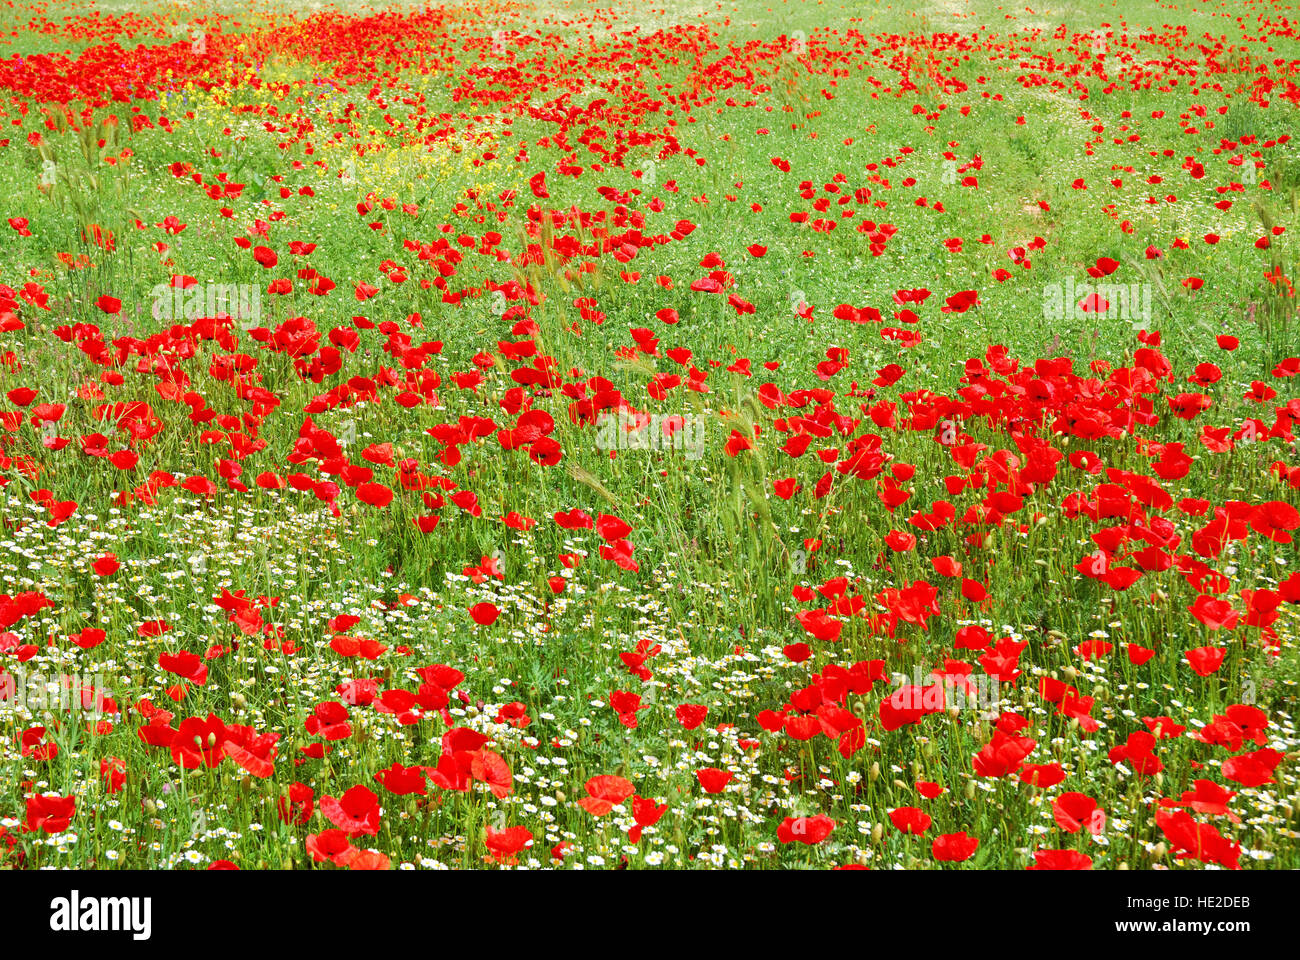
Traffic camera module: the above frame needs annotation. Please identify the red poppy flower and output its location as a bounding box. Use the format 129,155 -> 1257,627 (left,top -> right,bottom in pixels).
889,807 -> 932,835
695,767 -> 734,793
320,785 -> 382,836
25,794 -> 75,834
932,832 -> 979,862
577,775 -> 635,816
777,814 -> 835,844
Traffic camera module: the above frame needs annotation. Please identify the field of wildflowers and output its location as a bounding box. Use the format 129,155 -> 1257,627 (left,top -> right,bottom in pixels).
0,0 -> 1297,874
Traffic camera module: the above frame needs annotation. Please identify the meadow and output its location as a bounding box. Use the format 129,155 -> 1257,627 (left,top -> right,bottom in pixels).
0,0 -> 1297,870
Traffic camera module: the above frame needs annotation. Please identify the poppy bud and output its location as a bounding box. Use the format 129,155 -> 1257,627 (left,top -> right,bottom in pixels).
1062,666 -> 1079,680
964,781 -> 976,800
142,798 -> 157,815
1117,862 -> 1129,870
554,790 -> 566,803
893,779 -> 908,790
868,762 -> 880,781
851,700 -> 868,719
231,693 -> 246,709
1152,842 -> 1167,859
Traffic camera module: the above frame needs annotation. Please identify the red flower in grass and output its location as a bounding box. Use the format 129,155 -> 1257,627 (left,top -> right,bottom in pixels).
469,749 -> 513,798
345,850 -> 392,870
159,650 -> 208,686
92,553 -> 120,577
1027,849 -> 1092,870
628,797 -> 668,843
170,713 -> 227,769
932,832 -> 979,862
1184,646 -> 1226,676
1221,748 -> 1284,788
1155,810 -> 1241,869
972,729 -> 1036,778
371,763 -> 427,797
577,775 -> 635,816
305,829 -> 357,865
222,724 -> 279,778
777,814 -> 835,845
25,794 -> 75,834
1108,731 -> 1163,776
1052,793 -> 1105,835
278,783 -> 314,825
695,767 -> 734,793
100,757 -> 127,793
675,703 -> 708,729
1018,763 -> 1066,789
484,825 -> 533,863
320,785 -> 382,836
889,807 -> 931,835
305,701 -> 351,740
468,602 -> 500,626
609,689 -> 648,728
